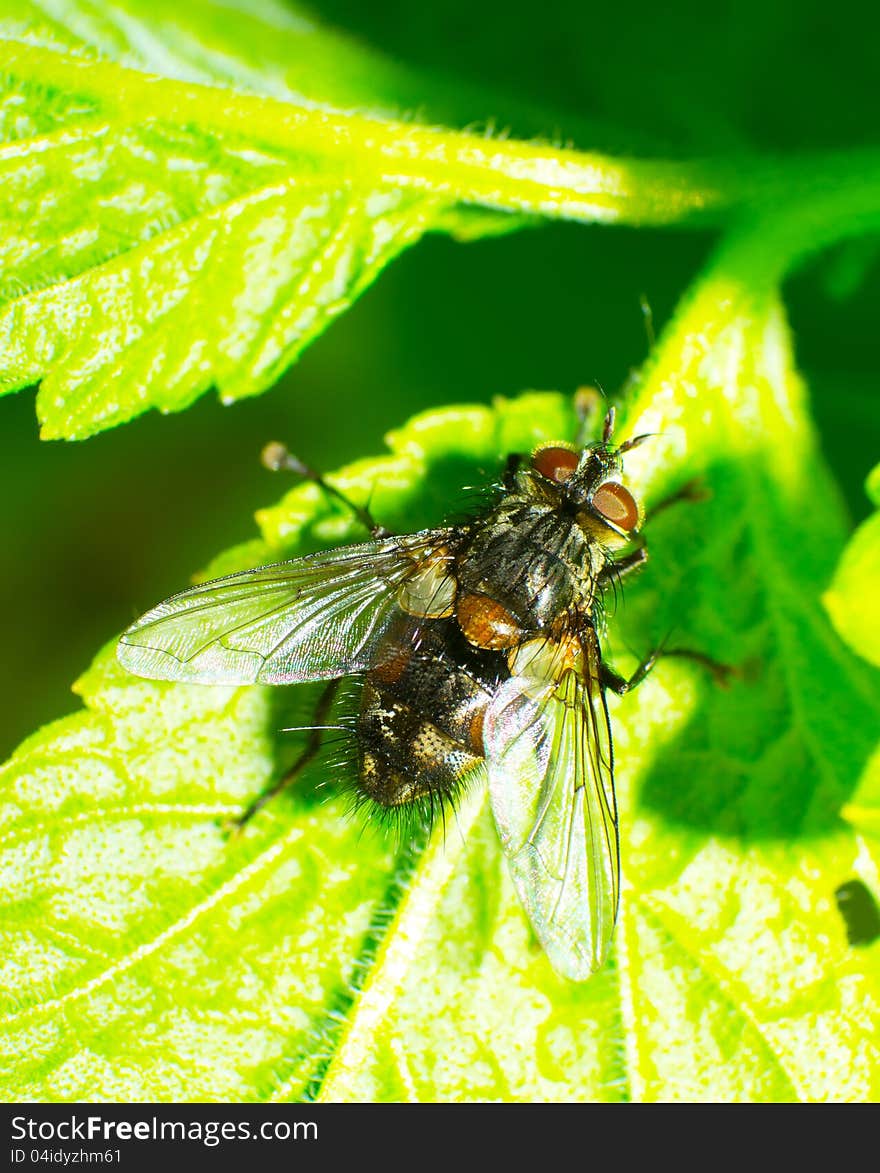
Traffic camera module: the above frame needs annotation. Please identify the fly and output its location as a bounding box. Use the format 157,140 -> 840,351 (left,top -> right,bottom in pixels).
117,405 -> 727,980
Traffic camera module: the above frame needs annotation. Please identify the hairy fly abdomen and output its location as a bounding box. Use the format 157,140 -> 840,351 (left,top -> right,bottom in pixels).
356,618 -> 504,809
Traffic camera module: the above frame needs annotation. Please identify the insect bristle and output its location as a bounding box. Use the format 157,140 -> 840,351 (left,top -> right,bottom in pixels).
342,772 -> 473,848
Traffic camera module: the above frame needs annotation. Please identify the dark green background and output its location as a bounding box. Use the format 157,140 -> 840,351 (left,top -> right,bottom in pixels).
1,0 -> 878,759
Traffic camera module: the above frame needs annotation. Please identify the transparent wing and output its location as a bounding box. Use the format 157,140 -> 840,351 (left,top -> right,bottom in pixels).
484,631 -> 619,980
117,530 -> 454,685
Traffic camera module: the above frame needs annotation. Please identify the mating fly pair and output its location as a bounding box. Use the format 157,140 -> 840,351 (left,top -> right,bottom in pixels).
118,405 -> 706,981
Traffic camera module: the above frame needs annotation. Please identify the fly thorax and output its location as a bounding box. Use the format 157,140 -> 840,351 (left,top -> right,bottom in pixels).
456,502 -> 592,635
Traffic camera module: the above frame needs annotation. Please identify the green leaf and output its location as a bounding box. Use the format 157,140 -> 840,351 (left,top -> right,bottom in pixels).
3,214 -> 880,1100
5,0 -> 880,440
824,463 -> 880,669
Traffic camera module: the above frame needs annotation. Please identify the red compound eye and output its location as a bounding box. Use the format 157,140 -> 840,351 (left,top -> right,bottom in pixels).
532,446 -> 579,483
592,481 -> 639,531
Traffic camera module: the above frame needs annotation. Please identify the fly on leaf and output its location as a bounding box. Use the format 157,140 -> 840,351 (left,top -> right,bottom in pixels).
118,407 -> 711,980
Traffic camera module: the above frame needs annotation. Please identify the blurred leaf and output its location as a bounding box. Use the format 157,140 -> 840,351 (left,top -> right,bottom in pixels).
4,0 -> 880,440
3,266 -> 880,1098
819,238 -> 880,302
824,463 -> 880,668
326,0 -> 880,155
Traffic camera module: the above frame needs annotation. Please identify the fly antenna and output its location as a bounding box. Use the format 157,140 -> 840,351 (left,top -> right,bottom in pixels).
602,405 -> 616,444
617,432 -> 655,454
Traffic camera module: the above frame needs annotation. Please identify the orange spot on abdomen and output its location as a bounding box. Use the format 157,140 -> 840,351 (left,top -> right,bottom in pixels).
466,703 -> 487,754
456,591 -> 524,650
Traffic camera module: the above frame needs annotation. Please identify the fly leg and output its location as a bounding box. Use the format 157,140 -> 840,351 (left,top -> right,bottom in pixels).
600,477 -> 733,690
646,478 -> 709,522
261,441 -> 391,538
600,651 -> 657,696
601,645 -> 735,695
602,545 -> 648,584
655,647 -> 736,685
600,546 -> 735,689
225,678 -> 342,834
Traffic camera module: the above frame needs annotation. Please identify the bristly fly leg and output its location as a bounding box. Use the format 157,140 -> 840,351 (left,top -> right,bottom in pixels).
601,645 -> 735,696
261,441 -> 391,538
600,651 -> 657,696
603,545 -> 649,584
225,678 -> 343,835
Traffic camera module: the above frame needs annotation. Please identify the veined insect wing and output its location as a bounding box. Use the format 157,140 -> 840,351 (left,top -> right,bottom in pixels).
484,631 -> 619,980
116,528 -> 456,686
